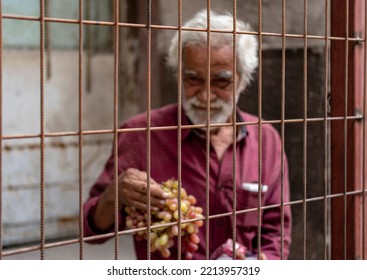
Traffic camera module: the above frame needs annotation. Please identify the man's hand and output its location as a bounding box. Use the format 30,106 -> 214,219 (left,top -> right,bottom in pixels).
259,253 -> 267,260
117,168 -> 169,211
91,168 -> 168,232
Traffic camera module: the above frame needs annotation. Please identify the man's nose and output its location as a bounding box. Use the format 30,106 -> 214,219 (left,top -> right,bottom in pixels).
197,90 -> 216,103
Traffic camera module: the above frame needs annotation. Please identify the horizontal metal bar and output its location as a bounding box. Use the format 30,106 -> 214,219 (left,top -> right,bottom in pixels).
3,187 -> 366,258
1,115 -> 363,141
2,14 -> 364,43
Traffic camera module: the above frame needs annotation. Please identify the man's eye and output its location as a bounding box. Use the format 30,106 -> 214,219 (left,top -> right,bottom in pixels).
212,78 -> 231,89
186,76 -> 202,86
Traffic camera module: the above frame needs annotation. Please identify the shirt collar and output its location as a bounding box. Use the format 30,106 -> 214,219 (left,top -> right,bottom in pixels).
181,107 -> 247,142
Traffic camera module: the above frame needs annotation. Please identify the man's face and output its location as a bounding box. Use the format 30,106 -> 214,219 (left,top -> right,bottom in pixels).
182,45 -> 241,126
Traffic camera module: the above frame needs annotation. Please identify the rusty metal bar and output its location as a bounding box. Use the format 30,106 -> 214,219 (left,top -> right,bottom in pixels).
231,0 -> 238,260
176,0 -> 183,260
145,0 -> 152,260
1,115 -> 363,142
113,0 -> 120,260
256,0 -> 263,260
204,2 -> 211,261
78,0 -> 85,260
45,0 -> 51,80
86,0 -> 92,93
303,0 -> 309,260
39,0 -> 46,260
343,0 -> 350,260
324,0 -> 330,260
280,0 -> 286,260
3,187 -> 365,258
0,0 -> 2,261
3,13 -> 365,43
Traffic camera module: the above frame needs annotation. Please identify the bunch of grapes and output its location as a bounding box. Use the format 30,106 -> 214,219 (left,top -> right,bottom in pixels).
124,179 -> 204,259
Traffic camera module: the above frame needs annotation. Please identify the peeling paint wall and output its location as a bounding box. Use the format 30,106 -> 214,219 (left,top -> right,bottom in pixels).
3,1 -> 115,247
3,50 -> 115,246
3,0 -> 112,49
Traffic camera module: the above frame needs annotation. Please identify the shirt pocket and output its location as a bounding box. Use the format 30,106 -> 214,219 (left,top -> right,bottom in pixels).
221,183 -> 267,228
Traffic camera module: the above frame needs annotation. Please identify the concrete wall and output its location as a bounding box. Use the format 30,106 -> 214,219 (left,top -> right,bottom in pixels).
2,0 -> 114,247
2,50 -> 115,246
159,0 -> 326,50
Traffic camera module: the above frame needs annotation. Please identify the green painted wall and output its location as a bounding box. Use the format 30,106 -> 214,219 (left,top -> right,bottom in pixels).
3,0 -> 112,49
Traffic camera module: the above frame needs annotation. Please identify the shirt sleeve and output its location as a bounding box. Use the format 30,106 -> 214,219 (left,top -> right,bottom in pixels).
83,154 -> 123,243
83,122 -> 144,243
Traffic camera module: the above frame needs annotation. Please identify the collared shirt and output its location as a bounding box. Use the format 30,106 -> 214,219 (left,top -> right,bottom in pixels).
83,104 -> 292,260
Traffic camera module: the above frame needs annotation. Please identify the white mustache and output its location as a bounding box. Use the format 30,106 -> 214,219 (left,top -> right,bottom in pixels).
186,98 -> 226,110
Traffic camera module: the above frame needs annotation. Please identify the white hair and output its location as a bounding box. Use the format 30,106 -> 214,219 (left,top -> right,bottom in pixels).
167,9 -> 258,91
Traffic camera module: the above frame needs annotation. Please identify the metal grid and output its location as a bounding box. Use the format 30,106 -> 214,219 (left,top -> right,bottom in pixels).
0,0 -> 366,260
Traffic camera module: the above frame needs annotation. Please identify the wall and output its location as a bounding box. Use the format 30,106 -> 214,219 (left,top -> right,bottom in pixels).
159,0 -> 326,50
2,0 -> 115,247
2,49 -> 115,246
3,0 -> 112,49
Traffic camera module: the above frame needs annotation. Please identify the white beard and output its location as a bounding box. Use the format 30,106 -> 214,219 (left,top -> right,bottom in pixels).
182,93 -> 239,128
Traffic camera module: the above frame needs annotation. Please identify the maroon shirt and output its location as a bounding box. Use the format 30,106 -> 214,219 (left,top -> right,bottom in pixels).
83,104 -> 292,260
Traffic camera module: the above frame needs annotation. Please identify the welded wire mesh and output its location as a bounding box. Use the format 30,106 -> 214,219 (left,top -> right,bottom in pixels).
0,0 -> 366,260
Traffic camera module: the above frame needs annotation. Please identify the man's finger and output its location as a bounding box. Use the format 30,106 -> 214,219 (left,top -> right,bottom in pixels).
129,200 -> 149,212
126,168 -> 157,184
132,191 -> 167,209
131,180 -> 169,199
259,253 -> 267,260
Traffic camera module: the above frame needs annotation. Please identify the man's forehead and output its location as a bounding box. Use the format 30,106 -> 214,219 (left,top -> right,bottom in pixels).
183,45 -> 234,64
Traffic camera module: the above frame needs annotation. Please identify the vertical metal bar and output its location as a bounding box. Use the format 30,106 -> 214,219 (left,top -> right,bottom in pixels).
78,0 -> 85,260
86,0 -> 92,93
205,2 -> 211,260
303,0 -> 308,260
39,0 -> 46,260
324,0 -> 330,260
256,0 -> 263,260
231,0 -> 238,259
280,0 -> 286,260
177,0 -> 183,260
113,0 -> 120,260
146,0 -> 152,260
343,0 -> 350,260
0,0 -> 3,261
45,0 -> 51,80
